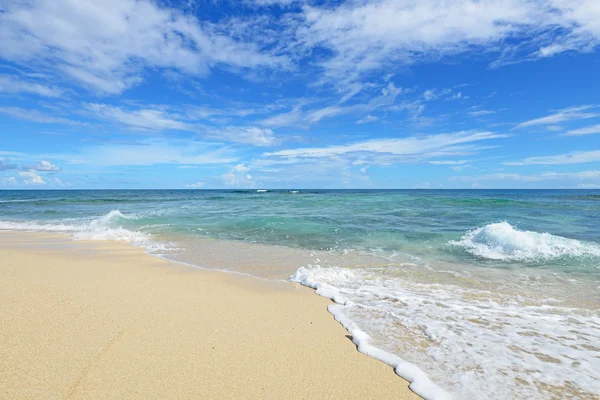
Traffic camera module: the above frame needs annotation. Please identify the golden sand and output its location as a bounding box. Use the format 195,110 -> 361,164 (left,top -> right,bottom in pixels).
0,233 -> 420,399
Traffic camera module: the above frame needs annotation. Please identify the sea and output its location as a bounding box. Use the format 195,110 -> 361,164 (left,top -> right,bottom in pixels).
1,189 -> 599,399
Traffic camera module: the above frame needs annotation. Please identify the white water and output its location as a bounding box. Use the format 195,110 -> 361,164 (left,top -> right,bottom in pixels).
3,214 -> 600,399
291,263 -> 600,399
0,210 -> 151,244
450,222 -> 600,261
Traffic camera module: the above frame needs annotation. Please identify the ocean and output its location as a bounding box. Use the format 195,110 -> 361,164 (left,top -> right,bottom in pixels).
1,189 -> 599,399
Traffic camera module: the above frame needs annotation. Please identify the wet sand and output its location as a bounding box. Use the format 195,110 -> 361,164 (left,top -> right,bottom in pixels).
0,232 -> 420,399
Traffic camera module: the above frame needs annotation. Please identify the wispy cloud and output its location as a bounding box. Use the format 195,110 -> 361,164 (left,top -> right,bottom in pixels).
264,130 -> 506,163
85,103 -> 279,146
514,105 -> 599,129
207,126 -> 278,146
86,103 -> 193,131
259,82 -> 403,128
0,106 -> 86,126
451,170 -> 600,182
429,160 -> 471,165
468,109 -> 497,117
0,74 -> 64,98
53,138 -> 239,167
562,124 -> 600,136
504,150 -> 600,166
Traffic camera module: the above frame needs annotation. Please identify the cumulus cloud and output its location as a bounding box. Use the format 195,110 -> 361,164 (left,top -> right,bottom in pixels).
1,0 -> 599,98
234,164 -> 250,172
221,172 -> 255,187
297,0 -> 600,84
0,0 -> 288,94
1,159 -> 60,172
33,160 -> 61,171
186,181 -> 206,189
19,170 -> 45,185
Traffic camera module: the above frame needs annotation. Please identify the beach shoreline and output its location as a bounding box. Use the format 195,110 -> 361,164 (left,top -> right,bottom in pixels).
0,232 -> 420,399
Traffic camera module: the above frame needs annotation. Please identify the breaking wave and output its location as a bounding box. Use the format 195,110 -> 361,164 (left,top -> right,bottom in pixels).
450,222 -> 600,261
0,210 -> 150,244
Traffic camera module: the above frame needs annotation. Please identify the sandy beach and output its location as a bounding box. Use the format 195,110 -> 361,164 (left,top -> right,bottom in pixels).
0,232 -> 419,399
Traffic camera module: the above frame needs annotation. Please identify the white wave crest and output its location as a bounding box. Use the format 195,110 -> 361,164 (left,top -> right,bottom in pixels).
0,209 -> 150,244
450,222 -> 600,261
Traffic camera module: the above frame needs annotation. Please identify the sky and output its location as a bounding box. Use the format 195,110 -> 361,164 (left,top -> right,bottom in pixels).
0,0 -> 600,189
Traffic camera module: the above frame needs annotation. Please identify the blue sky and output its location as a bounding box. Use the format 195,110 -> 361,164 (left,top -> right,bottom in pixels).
1,0 -> 599,189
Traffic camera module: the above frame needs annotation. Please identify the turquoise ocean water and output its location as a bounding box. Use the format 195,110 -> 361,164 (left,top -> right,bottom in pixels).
1,189 -> 599,399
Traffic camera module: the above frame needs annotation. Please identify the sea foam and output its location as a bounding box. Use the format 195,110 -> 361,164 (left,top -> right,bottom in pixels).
0,209 -> 150,244
290,266 -> 451,400
291,264 -> 600,399
450,222 -> 600,261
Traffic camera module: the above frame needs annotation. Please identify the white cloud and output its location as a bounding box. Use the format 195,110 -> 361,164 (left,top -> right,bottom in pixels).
536,0 -> 600,57
85,103 -> 279,146
563,124 -> 600,136
234,164 -> 250,172
86,103 -> 192,131
264,131 -> 506,163
0,74 -> 63,97
33,160 -> 61,171
56,138 -> 238,167
0,176 -> 17,186
259,82 -> 403,128
504,150 -> 600,165
210,126 -> 278,147
356,115 -> 379,124
0,106 -> 85,125
19,170 -> 45,185
514,105 -> 599,129
451,165 -> 471,171
0,160 -> 18,171
52,177 -> 66,187
468,109 -> 497,117
429,160 -> 471,165
247,0 -> 299,6
221,171 -> 255,187
0,0 -> 288,94
451,170 -> 600,182
297,0 -> 600,84
186,181 -> 206,189
1,0 -> 599,98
